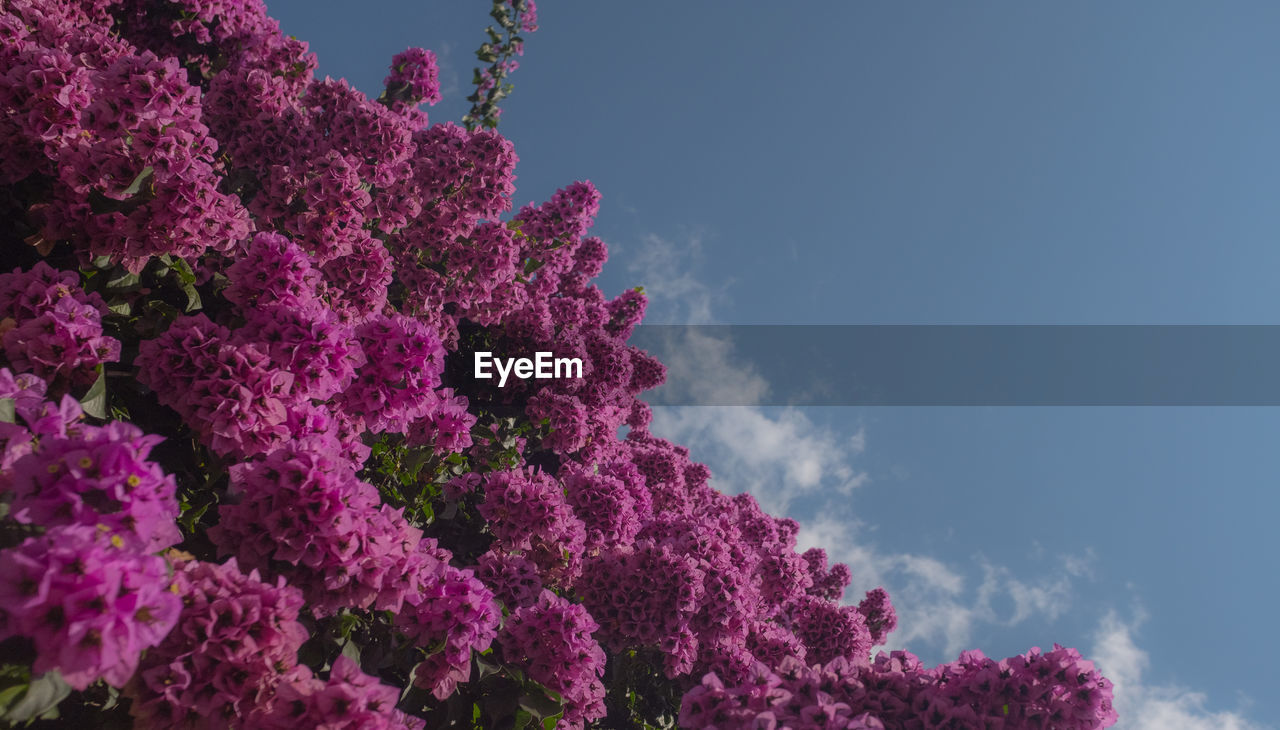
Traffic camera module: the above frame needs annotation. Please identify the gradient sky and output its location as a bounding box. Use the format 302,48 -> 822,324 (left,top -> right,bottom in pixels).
266,3 -> 1279,727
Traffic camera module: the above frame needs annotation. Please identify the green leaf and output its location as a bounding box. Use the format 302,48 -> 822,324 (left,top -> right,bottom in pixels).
517,688 -> 563,722
104,269 -> 142,293
340,639 -> 361,665
474,654 -> 503,681
178,497 -> 212,534
102,685 -> 121,710
106,297 -> 132,316
0,683 -> 27,713
170,256 -> 197,285
161,256 -> 203,312
121,165 -> 155,197
337,612 -> 361,638
523,258 -> 544,276
181,282 -> 203,313
0,670 -> 71,723
79,366 -> 107,419
0,398 -> 14,424
144,299 -> 180,322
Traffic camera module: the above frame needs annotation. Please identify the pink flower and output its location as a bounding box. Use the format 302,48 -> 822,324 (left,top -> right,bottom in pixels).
0,525 -> 180,690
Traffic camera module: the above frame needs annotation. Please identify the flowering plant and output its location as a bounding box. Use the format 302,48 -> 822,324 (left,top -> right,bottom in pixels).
0,1 -> 1116,728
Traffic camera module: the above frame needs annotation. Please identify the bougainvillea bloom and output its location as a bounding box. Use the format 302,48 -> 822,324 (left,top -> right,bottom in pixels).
0,0 -> 1116,726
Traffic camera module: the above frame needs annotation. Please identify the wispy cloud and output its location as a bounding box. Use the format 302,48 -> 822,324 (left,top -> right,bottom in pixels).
980,560 -> 1074,625
1092,612 -> 1269,730
434,41 -> 461,101
646,328 -> 771,406
792,515 -> 1090,658
623,231 -> 728,325
794,514 -> 980,657
652,407 -> 867,515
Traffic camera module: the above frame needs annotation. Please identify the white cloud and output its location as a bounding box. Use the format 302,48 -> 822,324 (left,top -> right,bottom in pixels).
789,516 -> 1101,659
651,406 -> 867,515
628,231 -> 866,512
434,41 -> 461,101
1091,612 -> 1269,730
623,231 -> 728,325
794,514 -> 986,657
647,328 -> 771,406
977,559 -> 1074,625
1063,548 -> 1098,579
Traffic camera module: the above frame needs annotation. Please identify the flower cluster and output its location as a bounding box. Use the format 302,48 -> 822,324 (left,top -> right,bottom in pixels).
473,550 -> 543,609
578,538 -> 704,676
238,302 -> 364,401
857,587 -> 898,646
339,313 -> 447,434
395,543 -> 501,700
0,525 -> 180,690
111,0 -> 316,84
785,594 -> 873,666
567,435 -> 888,685
136,314 -> 297,459
0,367 -> 49,472
223,232 -> 326,312
6,416 -> 181,551
208,443 -> 427,616
0,261 -> 119,386
499,590 -> 606,729
125,555 -> 417,730
680,646 -> 1118,730
383,47 -> 442,113
560,460 -> 649,550
256,656 -> 425,730
406,388 -> 476,456
802,546 -> 855,602
390,126 -> 520,342
464,256 -> 668,465
479,467 -> 586,586
1,1 -> 252,271
126,557 -> 311,729
0,364 -> 185,691
320,235 -> 394,324
0,0 -> 1118,727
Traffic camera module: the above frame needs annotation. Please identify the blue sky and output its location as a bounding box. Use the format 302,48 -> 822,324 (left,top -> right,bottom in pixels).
267,3 -> 1279,727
